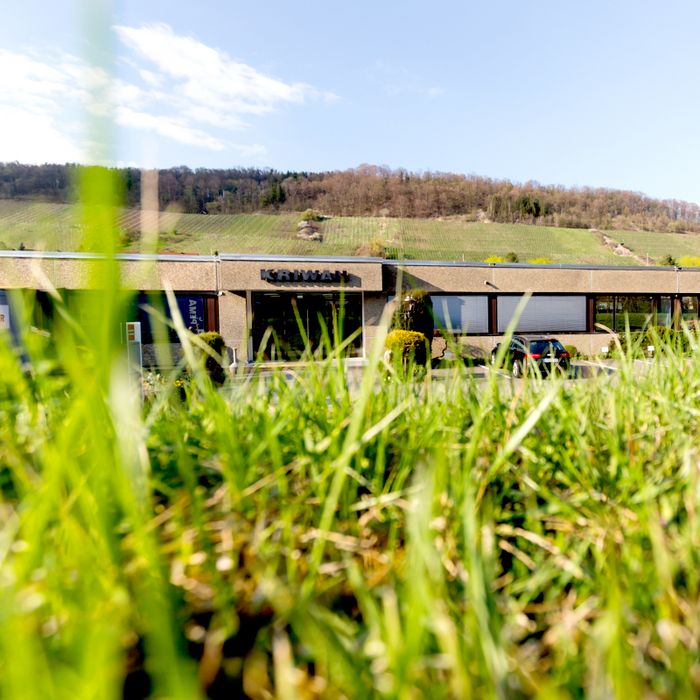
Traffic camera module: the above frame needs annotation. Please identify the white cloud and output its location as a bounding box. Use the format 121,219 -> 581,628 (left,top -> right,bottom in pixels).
0,24 -> 335,164
114,23 -> 311,115
0,106 -> 84,163
116,106 -> 225,151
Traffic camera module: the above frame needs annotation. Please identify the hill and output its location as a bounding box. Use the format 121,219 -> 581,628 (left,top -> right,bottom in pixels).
1,162 -> 700,235
5,200 -> 700,265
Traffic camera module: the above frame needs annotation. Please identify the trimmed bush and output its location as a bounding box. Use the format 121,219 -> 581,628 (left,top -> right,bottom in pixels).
564,344 -> 579,358
484,255 -> 506,263
197,331 -> 227,385
385,329 -> 428,367
527,257 -> 554,264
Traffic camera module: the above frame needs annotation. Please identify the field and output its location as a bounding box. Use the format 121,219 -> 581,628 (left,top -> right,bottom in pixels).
3,290 -> 700,697
605,230 -> 700,264
0,200 -> 676,264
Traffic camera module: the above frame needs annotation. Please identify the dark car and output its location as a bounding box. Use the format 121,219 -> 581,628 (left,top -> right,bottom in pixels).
491,335 -> 571,377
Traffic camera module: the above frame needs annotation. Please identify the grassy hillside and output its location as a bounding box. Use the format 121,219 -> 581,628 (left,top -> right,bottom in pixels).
605,229 -> 700,263
4,200 -> 700,264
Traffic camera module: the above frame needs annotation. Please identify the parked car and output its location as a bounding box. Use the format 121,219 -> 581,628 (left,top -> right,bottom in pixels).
491,335 -> 571,377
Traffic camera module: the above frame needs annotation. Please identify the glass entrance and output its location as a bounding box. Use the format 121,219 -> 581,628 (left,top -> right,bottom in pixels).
251,292 -> 362,361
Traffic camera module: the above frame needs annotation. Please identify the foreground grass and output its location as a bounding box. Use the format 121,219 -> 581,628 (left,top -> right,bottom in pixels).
2,308 -> 700,698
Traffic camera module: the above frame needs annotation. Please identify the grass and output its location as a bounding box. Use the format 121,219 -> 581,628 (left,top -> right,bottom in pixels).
4,253 -> 700,697
0,200 -> 655,264
605,229 -> 700,264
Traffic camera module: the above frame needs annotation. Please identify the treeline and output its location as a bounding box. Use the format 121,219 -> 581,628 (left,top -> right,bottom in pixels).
2,162 -> 699,233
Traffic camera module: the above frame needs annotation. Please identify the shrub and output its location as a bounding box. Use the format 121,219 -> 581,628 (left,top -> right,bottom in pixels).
678,256 -> 700,267
484,255 -> 506,263
505,251 -> 519,263
299,208 -> 324,222
394,289 -> 434,341
527,257 -> 554,264
355,238 -> 386,257
659,254 -> 677,267
564,344 -> 579,358
197,331 -> 227,385
385,329 -> 428,367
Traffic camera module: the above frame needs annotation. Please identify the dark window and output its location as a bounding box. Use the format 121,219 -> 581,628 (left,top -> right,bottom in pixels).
681,296 -> 698,324
530,339 -> 565,354
595,296 -> 614,331
595,295 -> 654,332
615,296 -> 653,332
658,296 -> 673,327
251,292 -> 363,361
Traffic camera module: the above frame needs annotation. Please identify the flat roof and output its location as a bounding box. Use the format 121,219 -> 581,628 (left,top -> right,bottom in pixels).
0,249 -> 684,272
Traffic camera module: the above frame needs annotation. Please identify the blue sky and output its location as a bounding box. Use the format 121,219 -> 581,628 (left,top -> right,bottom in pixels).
1,0 -> 699,203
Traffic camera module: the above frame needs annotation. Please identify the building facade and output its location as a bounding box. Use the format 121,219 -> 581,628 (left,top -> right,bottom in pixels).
0,250 -> 697,362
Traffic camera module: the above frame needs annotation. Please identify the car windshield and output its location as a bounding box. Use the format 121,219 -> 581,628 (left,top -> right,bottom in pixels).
529,340 -> 565,354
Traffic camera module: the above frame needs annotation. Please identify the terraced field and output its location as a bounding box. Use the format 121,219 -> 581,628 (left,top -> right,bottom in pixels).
0,200 -> 668,264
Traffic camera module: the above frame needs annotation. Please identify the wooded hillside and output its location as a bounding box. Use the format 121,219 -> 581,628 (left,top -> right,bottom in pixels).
1,162 -> 698,233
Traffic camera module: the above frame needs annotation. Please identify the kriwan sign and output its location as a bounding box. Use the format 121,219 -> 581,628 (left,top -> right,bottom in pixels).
260,269 -> 350,283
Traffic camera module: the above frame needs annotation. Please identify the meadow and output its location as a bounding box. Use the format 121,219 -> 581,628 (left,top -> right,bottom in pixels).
0,200 -> 674,264
2,281 -> 700,697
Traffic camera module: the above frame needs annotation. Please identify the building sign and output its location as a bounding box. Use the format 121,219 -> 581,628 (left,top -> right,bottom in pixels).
176,295 -> 205,333
0,304 -> 9,331
260,269 -> 350,283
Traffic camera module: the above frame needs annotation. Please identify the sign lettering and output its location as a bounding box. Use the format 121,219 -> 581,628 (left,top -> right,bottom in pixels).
260,269 -> 351,284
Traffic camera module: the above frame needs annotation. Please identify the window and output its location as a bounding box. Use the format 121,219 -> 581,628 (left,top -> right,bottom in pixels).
431,295 -> 489,333
251,292 -> 362,360
681,296 -> 698,324
615,296 -> 653,332
595,295 -> 655,332
497,296 -> 587,333
658,297 -> 673,327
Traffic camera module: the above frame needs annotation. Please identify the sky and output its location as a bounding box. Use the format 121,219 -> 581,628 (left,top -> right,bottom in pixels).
1,0 -> 700,203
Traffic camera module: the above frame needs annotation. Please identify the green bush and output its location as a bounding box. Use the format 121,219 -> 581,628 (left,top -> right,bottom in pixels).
505,251 -> 519,263
564,344 -> 579,358
484,255 -> 506,263
385,329 -> 428,367
197,331 -> 227,385
527,257 -> 554,264
299,208 -> 324,222
659,254 -> 677,267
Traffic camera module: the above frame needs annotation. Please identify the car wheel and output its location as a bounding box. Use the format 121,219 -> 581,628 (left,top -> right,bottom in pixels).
512,359 -> 522,378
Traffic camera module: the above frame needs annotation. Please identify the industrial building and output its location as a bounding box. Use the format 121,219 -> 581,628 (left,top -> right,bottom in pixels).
0,251 -> 697,363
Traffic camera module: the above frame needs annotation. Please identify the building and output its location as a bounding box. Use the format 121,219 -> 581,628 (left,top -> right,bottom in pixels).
0,250 -> 697,363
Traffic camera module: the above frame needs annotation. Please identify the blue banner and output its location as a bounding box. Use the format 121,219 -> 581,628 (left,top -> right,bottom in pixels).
176,295 -> 205,334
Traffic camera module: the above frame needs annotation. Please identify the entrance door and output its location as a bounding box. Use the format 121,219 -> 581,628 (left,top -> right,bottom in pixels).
251,292 -> 362,361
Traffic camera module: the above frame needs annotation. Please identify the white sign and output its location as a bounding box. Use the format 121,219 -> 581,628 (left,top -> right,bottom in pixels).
125,321 -> 142,343
0,305 -> 9,330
